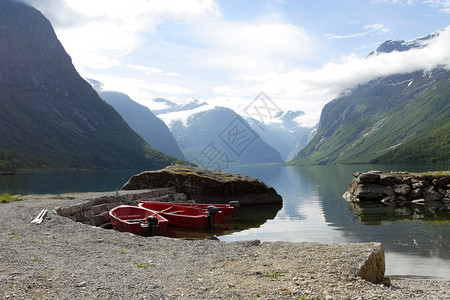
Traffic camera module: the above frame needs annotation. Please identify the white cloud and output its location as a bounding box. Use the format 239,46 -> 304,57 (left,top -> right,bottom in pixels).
423,0 -> 450,13
165,72 -> 180,77
89,74 -> 193,108
193,19 -> 315,71
158,104 -> 214,128
326,23 -> 390,39
23,0 -> 220,72
147,83 -> 193,94
127,64 -> 163,74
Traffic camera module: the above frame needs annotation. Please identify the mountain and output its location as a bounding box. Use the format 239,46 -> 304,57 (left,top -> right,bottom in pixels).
289,31 -> 449,165
158,105 -> 284,168
369,32 -> 439,55
95,90 -> 186,160
289,68 -> 449,165
0,0 -> 185,170
151,98 -> 207,115
245,110 -> 316,161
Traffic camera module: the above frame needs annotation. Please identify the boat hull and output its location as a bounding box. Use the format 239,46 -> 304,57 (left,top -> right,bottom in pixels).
109,205 -> 168,236
138,202 -> 223,228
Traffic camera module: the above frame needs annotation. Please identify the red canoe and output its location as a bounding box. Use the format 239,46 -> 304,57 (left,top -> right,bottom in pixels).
109,205 -> 169,236
138,202 -> 223,228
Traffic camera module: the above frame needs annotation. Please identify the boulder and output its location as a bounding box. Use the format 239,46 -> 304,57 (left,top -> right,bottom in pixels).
437,188 -> 447,196
356,173 -> 380,184
379,175 -> 401,186
412,182 -> 424,189
409,188 -> 423,199
343,191 -> 356,202
354,184 -> 394,201
355,243 -> 387,284
393,184 -> 411,196
423,187 -> 443,202
433,177 -> 449,187
122,166 -> 283,205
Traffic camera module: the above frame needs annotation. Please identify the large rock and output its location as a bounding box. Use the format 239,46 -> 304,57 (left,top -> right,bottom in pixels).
356,173 -> 380,184
393,184 -> 411,196
355,244 -> 387,284
122,166 -> 282,205
423,187 -> 443,201
354,184 -> 394,201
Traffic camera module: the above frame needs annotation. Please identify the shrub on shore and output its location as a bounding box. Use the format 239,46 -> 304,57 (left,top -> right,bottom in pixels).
0,193 -> 23,203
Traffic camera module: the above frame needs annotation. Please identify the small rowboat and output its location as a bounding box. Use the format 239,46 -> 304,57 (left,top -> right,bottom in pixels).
109,205 -> 169,236
144,201 -> 239,217
138,202 -> 223,228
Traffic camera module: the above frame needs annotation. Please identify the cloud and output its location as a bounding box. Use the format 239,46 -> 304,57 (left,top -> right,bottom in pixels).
423,0 -> 450,13
22,0 -> 220,71
127,64 -> 163,74
192,19 -> 315,71
326,23 -> 390,39
210,26 -> 450,123
165,72 -> 180,77
89,74 -> 193,108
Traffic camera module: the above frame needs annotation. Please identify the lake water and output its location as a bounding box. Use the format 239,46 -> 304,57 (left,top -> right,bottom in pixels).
1,164 -> 449,279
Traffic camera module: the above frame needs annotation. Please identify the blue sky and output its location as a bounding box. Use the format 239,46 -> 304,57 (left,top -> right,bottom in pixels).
22,0 -> 450,126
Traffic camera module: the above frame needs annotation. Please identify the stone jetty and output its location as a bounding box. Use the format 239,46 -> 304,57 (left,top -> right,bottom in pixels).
343,171 -> 450,212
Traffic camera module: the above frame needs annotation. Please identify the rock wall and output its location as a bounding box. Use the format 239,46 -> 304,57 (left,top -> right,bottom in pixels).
55,188 -> 186,227
343,171 -> 450,212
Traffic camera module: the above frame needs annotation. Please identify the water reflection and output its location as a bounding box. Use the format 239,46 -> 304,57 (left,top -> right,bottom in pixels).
349,202 -> 450,225
165,204 -> 282,240
228,163 -> 450,279
293,164 -> 450,258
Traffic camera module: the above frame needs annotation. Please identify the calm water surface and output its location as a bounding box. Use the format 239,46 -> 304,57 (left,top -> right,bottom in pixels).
1,164 -> 449,279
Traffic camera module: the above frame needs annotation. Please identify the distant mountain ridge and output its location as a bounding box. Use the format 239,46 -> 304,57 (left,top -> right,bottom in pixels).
158,104 -> 284,167
96,90 -> 186,160
0,0 -> 185,170
289,29 -> 449,165
245,110 -> 316,161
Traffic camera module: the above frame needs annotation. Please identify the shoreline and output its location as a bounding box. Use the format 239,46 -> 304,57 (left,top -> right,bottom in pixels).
0,192 -> 449,299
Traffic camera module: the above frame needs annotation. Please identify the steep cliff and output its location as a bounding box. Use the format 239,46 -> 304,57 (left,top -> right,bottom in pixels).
0,0 -> 184,170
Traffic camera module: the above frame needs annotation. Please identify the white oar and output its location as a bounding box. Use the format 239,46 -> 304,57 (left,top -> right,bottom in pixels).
30,209 -> 48,224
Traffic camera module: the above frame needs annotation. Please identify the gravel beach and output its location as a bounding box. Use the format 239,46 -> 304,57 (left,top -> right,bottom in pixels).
1,193 -> 449,299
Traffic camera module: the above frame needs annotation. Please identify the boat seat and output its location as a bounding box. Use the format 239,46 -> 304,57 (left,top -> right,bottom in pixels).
126,219 -> 143,223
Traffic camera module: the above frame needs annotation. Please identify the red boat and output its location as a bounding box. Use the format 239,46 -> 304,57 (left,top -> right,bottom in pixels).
167,201 -> 239,217
138,202 -> 223,228
109,205 -> 169,236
